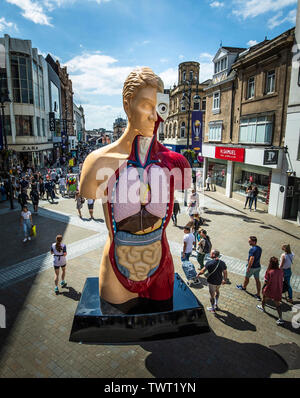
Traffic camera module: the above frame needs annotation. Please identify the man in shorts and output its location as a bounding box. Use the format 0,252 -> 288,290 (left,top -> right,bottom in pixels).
182,226 -> 195,261
87,199 -> 95,219
236,236 -> 262,300
198,249 -> 227,313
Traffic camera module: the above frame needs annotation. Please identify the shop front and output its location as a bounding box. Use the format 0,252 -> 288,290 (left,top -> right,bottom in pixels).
8,143 -> 53,170
284,176 -> 300,222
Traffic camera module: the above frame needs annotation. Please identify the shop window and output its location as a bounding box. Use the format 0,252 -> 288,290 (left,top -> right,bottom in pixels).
247,77 -> 255,99
208,161 -> 227,188
266,70 -> 275,94
239,115 -> 273,144
15,115 -> 33,136
233,163 -> 270,203
208,122 -> 222,141
10,55 -> 33,104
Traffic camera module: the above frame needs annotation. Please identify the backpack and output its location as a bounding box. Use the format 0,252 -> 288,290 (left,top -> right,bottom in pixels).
203,237 -> 212,254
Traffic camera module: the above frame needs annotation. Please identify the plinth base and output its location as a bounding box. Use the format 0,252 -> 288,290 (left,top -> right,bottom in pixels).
69,273 -> 210,344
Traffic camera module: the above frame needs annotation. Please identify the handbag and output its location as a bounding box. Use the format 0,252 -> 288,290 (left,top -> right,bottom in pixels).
30,225 -> 36,237
204,260 -> 220,278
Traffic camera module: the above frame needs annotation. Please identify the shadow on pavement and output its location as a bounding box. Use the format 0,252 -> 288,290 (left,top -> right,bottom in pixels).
214,309 -> 257,331
61,286 -> 82,301
141,330 -> 288,377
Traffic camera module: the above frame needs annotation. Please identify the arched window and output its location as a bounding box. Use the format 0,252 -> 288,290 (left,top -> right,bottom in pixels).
182,71 -> 186,82
174,122 -> 178,138
169,123 -> 173,138
180,122 -> 185,138
164,124 -> 168,138
189,70 -> 193,81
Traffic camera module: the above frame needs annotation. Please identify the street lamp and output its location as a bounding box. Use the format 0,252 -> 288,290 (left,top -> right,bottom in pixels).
0,44 -> 14,209
181,76 -> 200,205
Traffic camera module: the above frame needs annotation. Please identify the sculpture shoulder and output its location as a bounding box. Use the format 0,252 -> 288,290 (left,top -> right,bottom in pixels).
80,144 -> 126,199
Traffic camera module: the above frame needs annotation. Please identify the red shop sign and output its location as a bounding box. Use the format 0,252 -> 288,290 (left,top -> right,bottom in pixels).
215,146 -> 245,162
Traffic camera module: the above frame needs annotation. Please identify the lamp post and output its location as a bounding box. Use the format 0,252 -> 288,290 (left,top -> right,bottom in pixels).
181,76 -> 201,205
0,44 -> 14,209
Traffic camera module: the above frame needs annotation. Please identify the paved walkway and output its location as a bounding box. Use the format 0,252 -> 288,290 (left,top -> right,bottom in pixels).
0,193 -> 299,378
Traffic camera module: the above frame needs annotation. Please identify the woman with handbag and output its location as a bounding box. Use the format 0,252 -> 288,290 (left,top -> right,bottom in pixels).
20,205 -> 33,243
279,244 -> 294,304
257,257 -> 284,325
198,249 -> 227,313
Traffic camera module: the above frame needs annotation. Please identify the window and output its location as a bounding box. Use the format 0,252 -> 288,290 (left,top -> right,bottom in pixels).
36,117 -> 41,136
10,55 -> 33,104
182,71 -> 186,82
1,116 -> 12,135
15,115 -> 33,136
38,66 -> 45,110
247,77 -> 255,99
189,71 -> 193,81
181,103 -> 186,112
180,122 -> 185,138
208,122 -> 222,141
213,91 -> 220,110
239,115 -> 273,144
41,118 -> 46,136
266,70 -> 275,94
202,97 -> 206,111
214,57 -> 227,74
193,100 -> 200,110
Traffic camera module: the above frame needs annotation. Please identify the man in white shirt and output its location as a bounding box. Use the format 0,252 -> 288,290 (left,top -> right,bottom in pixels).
182,226 -> 195,261
59,176 -> 66,196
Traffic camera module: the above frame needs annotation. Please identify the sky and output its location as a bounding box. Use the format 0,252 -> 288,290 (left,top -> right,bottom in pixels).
0,0 -> 298,130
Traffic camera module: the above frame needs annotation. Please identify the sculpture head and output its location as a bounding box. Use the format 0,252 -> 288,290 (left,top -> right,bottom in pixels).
123,67 -> 164,137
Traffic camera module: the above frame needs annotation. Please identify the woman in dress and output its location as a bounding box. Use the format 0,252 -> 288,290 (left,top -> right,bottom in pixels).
75,190 -> 84,218
256,257 -> 284,325
51,235 -> 67,294
279,244 -> 294,304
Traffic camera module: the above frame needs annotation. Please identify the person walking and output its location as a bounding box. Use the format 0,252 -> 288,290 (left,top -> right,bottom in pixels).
192,213 -> 203,249
87,199 -> 95,219
39,177 -> 45,200
198,249 -> 227,313
243,185 -> 252,209
18,189 -> 28,209
188,189 -> 199,221
45,178 -> 55,203
51,235 -> 67,294
196,230 -> 206,270
59,174 -> 67,197
172,199 -> 180,226
30,186 -> 39,214
182,226 -> 195,261
256,257 -> 284,325
20,205 -> 33,243
236,236 -> 262,300
75,190 -> 84,218
205,175 -> 212,191
279,244 -> 295,304
249,185 -> 259,211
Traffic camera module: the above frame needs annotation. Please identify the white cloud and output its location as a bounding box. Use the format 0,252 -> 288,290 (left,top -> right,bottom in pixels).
178,55 -> 185,60
232,0 -> 297,19
6,0 -> 53,26
0,17 -> 18,32
267,9 -> 297,29
210,1 -> 224,8
199,52 -> 214,60
80,104 -> 125,130
64,52 -> 134,98
199,62 -> 214,82
247,40 -> 258,47
159,68 -> 178,88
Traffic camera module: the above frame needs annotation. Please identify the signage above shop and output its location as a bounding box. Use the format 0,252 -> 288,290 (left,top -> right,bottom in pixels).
8,143 -> 53,152
263,149 -> 279,165
215,146 -> 245,162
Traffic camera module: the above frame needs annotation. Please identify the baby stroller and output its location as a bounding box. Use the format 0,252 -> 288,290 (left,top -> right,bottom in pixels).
182,260 -> 200,287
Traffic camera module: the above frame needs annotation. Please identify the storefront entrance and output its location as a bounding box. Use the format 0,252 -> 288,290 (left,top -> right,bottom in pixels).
284,177 -> 300,221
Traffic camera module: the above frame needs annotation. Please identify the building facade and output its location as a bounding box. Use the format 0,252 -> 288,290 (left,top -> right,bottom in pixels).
113,117 -> 127,141
202,29 -> 295,217
0,34 -> 52,169
282,3 -> 300,223
163,62 -> 210,157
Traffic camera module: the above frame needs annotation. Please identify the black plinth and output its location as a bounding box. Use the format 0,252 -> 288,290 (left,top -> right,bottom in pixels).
69,273 -> 210,344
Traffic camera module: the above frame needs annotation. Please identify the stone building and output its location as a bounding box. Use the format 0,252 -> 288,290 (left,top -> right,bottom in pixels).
113,117 -> 127,141
202,28 -> 295,217
163,61 -> 210,155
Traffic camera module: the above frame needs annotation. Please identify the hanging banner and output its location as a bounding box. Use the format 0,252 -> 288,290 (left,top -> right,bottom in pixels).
191,110 -> 203,154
